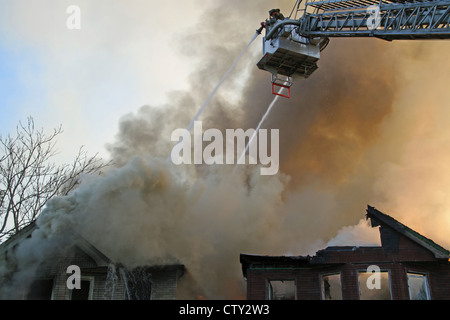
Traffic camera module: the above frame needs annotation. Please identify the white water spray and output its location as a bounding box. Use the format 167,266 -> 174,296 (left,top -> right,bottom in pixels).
103,264 -> 119,300
186,31 -> 260,132
119,266 -> 153,300
166,32 -> 260,163
234,88 -> 283,174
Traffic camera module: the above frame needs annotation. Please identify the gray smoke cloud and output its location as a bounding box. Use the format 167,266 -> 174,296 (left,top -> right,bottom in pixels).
2,0 -> 450,300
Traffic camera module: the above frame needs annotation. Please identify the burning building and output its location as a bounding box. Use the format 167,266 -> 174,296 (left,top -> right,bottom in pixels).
0,222 -> 185,300
240,205 -> 450,300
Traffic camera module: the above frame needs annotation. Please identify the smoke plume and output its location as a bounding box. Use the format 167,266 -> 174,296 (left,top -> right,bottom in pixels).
1,0 -> 450,300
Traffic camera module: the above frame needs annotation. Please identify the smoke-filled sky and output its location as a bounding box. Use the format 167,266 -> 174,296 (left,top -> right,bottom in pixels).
1,0 -> 450,299
0,0 -> 209,161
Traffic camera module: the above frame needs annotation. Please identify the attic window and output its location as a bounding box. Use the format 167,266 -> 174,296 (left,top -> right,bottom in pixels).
268,280 -> 296,300
321,273 -> 342,300
407,272 -> 430,300
70,277 -> 94,300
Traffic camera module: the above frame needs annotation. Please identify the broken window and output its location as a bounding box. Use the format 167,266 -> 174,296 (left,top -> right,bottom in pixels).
121,267 -> 153,300
268,280 -> 296,300
358,270 -> 391,300
27,279 -> 54,300
321,273 -> 342,300
407,272 -> 430,300
70,278 -> 94,300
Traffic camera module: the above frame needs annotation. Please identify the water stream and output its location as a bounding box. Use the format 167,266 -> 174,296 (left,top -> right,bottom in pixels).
167,31 -> 261,162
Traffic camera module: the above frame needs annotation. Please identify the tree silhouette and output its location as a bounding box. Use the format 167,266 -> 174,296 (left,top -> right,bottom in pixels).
0,117 -> 111,242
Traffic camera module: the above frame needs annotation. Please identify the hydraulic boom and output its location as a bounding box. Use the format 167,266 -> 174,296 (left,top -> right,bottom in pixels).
258,0 -> 450,97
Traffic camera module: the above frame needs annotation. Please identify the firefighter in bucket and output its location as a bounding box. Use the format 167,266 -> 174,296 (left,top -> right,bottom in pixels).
267,9 -> 285,26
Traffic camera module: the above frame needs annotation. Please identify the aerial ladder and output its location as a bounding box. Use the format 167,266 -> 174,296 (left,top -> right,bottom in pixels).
257,0 -> 450,98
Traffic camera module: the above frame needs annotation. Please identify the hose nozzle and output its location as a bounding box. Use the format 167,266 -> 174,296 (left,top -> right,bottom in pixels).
256,22 -> 266,34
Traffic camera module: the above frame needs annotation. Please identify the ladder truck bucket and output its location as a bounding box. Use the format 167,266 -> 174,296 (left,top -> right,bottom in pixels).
271,74 -> 293,98
257,19 -> 323,97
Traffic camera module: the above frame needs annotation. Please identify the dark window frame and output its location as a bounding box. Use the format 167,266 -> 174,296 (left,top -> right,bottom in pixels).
266,279 -> 297,300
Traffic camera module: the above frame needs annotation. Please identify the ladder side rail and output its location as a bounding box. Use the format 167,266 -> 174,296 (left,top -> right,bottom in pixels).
299,1 -> 450,38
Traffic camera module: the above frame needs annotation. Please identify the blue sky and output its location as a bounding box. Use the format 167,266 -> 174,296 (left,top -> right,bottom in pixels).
0,43 -> 47,134
0,46 -> 22,132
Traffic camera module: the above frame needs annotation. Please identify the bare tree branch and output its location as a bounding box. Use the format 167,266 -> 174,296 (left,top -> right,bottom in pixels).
0,116 -> 112,242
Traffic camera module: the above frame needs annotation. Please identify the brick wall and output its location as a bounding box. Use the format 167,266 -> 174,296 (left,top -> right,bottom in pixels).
245,260 -> 450,300
243,227 -> 450,300
28,245 -> 184,300
148,268 -> 183,300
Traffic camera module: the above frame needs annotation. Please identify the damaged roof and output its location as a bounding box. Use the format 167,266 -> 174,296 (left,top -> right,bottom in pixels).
239,254 -> 314,278
0,221 -> 112,267
366,205 -> 450,260
241,205 -> 450,277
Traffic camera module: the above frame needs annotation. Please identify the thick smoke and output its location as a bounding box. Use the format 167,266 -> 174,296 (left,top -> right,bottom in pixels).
2,0 -> 450,300
102,0 -> 450,297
